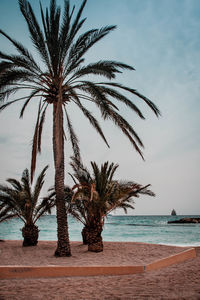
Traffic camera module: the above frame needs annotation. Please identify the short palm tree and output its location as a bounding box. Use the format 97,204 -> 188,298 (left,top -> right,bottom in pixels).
0,0 -> 160,256
0,166 -> 53,246
69,158 -> 155,252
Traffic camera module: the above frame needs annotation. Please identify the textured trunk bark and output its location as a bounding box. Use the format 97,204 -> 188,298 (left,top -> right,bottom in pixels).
81,226 -> 90,245
22,224 -> 39,247
53,101 -> 71,257
88,221 -> 103,252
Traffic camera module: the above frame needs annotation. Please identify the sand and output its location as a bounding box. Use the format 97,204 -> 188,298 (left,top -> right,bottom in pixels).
0,240 -> 200,299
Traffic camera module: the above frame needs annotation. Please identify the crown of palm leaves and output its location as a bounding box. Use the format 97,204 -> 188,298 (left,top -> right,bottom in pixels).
0,0 -> 160,182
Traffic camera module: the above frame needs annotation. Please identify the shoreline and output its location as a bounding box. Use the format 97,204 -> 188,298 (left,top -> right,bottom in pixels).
1,238 -> 200,248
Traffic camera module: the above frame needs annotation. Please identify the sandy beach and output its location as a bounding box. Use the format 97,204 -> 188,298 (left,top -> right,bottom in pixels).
0,240 -> 200,299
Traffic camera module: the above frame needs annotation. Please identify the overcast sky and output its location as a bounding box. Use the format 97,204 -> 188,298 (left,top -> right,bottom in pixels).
0,0 -> 199,215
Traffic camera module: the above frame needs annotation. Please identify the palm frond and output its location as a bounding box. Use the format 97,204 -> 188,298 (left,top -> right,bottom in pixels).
64,107 -> 80,161
40,2 -> 49,43
75,81 -> 112,119
70,61 -> 120,80
59,0 -> 74,63
38,103 -> 48,152
70,156 -> 91,184
0,29 -> 41,73
106,108 -> 144,159
99,82 -> 161,117
0,98 -> 26,112
65,26 -> 117,75
31,101 -> 42,182
21,168 -> 31,198
0,186 -> 27,223
0,61 -> 13,73
20,89 -> 41,118
134,184 -> 156,197
68,0 -> 87,41
19,0 -> 51,71
96,84 -> 145,119
34,197 -> 55,223
72,60 -> 135,79
44,0 -> 61,74
0,51 -> 40,75
0,87 -> 22,102
0,203 -> 18,223
0,69 -> 35,91
66,29 -> 97,72
32,165 -> 48,215
68,195 -> 87,225
0,213 -> 18,223
70,89 -> 109,147
6,179 -> 22,192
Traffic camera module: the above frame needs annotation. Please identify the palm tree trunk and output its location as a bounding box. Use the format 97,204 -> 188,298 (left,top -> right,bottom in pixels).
81,226 -> 90,245
88,221 -> 103,252
53,101 -> 71,257
22,224 -> 39,247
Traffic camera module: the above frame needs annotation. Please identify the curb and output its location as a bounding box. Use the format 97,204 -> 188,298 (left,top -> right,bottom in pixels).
145,248 -> 196,271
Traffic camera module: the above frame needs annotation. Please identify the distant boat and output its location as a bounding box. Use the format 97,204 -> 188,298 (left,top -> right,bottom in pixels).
171,209 -> 177,216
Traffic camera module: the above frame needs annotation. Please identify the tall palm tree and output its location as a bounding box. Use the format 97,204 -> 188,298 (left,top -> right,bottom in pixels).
0,0 -> 160,256
69,158 -> 155,252
0,166 -> 53,246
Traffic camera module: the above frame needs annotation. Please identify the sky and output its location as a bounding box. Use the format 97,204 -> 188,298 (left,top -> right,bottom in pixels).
0,0 -> 199,215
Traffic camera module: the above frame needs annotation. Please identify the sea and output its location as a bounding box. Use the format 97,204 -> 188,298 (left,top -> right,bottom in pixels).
0,215 -> 200,247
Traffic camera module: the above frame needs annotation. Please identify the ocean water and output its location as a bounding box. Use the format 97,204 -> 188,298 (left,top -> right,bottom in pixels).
0,215 -> 200,247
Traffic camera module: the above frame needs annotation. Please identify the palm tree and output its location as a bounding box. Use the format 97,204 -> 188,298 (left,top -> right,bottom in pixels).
0,0 -> 160,256
69,158 -> 155,252
0,166 -> 53,246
